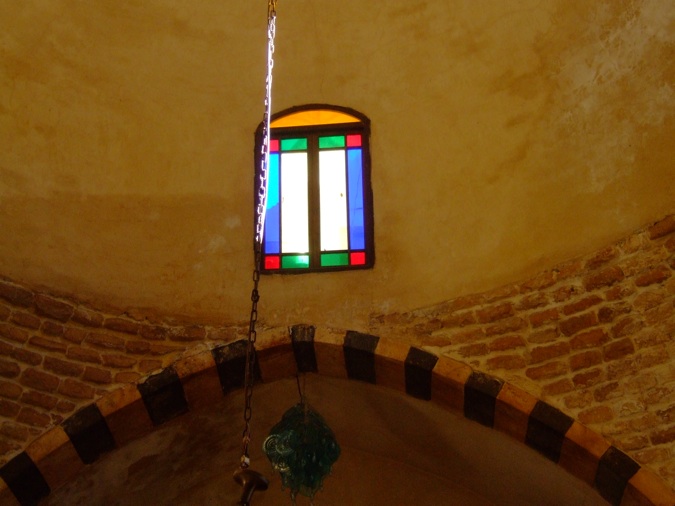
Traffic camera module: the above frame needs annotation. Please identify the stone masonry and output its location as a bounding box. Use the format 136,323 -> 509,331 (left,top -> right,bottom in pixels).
370,214 -> 675,487
0,283 -> 245,468
0,214 -> 673,492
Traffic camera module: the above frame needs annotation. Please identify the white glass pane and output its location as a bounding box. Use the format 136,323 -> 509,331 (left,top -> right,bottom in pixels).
281,152 -> 309,253
319,150 -> 348,251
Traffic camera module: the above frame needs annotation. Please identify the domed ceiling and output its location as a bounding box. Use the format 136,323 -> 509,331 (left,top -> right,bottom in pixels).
1,0 -> 673,329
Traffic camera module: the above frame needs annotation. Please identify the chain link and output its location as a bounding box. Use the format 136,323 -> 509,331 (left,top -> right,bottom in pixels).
254,2 -> 276,247
240,0 -> 277,469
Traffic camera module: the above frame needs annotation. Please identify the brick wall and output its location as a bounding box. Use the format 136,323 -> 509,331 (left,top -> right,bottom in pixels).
370,214 -> 675,486
0,283 -> 244,466
0,214 -> 673,492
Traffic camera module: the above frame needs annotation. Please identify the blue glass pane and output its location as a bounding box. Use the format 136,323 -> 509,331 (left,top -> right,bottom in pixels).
265,153 -> 280,254
347,148 -> 365,250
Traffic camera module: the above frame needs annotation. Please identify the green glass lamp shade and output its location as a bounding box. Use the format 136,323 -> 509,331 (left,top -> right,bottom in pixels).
262,403 -> 340,501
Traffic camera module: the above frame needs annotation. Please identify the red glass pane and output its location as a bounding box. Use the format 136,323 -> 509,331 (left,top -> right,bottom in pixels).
346,134 -> 362,147
269,139 -> 279,152
265,255 -> 281,269
350,252 -> 366,265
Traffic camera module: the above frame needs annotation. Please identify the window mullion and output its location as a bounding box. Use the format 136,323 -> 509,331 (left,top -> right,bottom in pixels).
307,134 -> 321,268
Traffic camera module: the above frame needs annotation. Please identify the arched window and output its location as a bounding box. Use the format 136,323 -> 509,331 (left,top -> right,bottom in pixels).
255,105 -> 374,273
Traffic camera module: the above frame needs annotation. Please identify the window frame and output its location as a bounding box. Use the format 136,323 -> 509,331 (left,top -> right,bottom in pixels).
254,104 -> 375,274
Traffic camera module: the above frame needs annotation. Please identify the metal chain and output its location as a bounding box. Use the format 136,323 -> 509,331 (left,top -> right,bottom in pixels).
240,0 -> 277,469
254,0 -> 276,247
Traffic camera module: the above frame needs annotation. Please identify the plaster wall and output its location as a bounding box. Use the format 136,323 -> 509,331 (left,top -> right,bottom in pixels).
1,0 -> 673,329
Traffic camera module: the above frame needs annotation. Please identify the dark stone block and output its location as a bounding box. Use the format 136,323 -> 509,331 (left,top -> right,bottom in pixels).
464,372 -> 504,427
290,324 -> 317,373
594,446 -> 640,506
137,367 -> 189,426
0,452 -> 50,505
62,404 -> 116,464
212,340 -> 260,395
525,401 -> 574,462
404,347 -> 438,400
62,403 -> 116,464
343,331 -> 379,384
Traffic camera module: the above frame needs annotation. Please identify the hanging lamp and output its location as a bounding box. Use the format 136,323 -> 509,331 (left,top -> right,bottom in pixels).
234,3 -> 340,504
232,1 -> 277,505
262,327 -> 340,503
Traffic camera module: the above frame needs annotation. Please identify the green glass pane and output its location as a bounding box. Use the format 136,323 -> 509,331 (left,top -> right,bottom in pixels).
318,135 -> 345,149
321,252 -> 349,267
282,255 -> 310,269
281,138 -> 308,151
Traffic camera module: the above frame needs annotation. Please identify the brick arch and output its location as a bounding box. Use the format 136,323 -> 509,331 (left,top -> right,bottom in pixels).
1,333 -> 673,506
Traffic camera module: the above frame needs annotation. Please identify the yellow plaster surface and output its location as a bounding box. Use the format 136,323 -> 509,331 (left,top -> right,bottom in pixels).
0,1 -> 673,327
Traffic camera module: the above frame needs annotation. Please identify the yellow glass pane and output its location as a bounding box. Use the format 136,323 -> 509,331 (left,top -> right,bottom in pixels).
271,109 -> 360,128
319,150 -> 348,251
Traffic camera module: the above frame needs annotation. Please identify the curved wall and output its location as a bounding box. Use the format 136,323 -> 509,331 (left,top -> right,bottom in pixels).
0,214 -> 673,504
1,1 -> 674,327
0,0 -> 674,502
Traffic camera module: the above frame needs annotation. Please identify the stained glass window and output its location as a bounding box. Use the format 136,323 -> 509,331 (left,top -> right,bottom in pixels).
255,106 -> 374,273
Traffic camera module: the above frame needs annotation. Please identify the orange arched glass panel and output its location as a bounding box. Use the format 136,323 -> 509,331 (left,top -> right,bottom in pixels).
270,109 -> 361,128
256,105 -> 374,273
